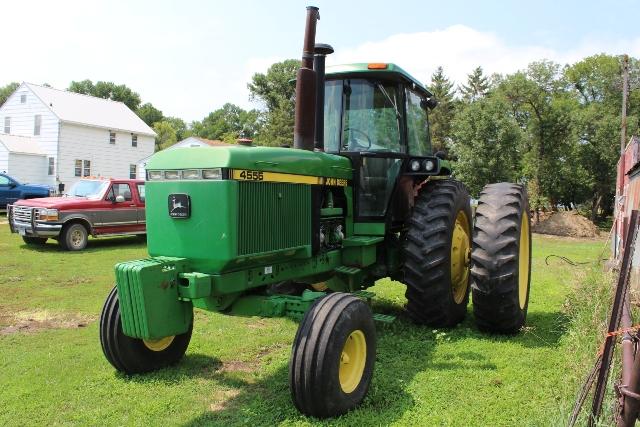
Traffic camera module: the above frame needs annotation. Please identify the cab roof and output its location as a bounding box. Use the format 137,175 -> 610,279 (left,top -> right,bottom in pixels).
325,63 -> 433,98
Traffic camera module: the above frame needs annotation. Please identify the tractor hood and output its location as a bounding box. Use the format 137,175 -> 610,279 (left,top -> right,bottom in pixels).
146,146 -> 353,180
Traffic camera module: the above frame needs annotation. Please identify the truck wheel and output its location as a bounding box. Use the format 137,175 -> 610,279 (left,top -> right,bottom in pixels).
60,223 -> 88,251
289,293 -> 376,418
403,179 -> 472,327
22,236 -> 47,245
471,183 -> 531,333
99,286 -> 193,374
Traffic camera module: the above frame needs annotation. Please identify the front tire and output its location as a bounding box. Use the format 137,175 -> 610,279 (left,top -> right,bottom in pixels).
22,236 -> 47,245
100,286 -> 193,374
289,293 -> 376,418
471,183 -> 531,333
60,223 -> 88,251
403,179 -> 472,327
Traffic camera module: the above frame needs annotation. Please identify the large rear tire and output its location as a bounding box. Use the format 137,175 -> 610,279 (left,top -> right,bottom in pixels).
289,293 -> 376,418
471,183 -> 531,333
100,286 -> 193,374
403,179 -> 472,327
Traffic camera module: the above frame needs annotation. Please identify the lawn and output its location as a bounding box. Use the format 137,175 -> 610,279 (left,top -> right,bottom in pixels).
0,219 -> 610,426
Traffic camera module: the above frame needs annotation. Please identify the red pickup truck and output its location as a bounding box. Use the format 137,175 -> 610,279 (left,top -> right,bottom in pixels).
8,178 -> 146,251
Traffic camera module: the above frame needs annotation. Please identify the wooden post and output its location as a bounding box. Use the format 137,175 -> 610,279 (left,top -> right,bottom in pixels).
621,54 -> 629,155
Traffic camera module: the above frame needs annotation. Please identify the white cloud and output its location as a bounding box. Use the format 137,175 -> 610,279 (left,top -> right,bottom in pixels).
3,5 -> 640,123
321,25 -> 640,88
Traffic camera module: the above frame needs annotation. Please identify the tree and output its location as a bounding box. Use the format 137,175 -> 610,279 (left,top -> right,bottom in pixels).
68,80 -> 142,111
248,59 -> 299,146
460,66 -> 490,102
153,121 -> 177,151
164,116 -> 191,142
498,61 -> 577,213
451,95 -> 523,196
565,54 -> 640,219
192,103 -> 261,141
0,82 -> 19,107
427,67 -> 457,153
136,102 -> 164,127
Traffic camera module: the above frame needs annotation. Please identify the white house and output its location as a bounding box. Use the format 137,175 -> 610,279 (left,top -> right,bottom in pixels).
136,136 -> 229,179
0,83 -> 155,190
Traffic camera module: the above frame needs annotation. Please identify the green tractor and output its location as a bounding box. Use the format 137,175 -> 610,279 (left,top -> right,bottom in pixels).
99,6 -> 531,418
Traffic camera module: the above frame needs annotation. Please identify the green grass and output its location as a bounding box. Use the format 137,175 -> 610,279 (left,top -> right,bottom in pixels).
0,223 -> 612,426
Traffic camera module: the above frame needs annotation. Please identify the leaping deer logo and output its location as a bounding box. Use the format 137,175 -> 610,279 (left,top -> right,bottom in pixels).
170,196 -> 185,213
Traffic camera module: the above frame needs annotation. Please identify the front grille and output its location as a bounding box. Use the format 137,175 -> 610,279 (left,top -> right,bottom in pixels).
237,182 -> 311,255
12,206 -> 38,222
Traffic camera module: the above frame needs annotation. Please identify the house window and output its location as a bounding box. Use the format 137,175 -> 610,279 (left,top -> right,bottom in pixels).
74,160 -> 82,177
131,134 -> 138,147
129,164 -> 137,179
83,160 -> 91,177
20,94 -> 26,103
34,115 -> 41,136
48,157 -> 54,175
4,117 -> 10,133
109,131 -> 116,144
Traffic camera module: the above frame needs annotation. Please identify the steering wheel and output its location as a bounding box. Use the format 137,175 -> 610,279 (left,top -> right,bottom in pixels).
343,127 -> 372,151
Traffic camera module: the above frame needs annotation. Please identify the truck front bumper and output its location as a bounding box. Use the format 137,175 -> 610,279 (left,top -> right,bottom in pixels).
7,205 -> 62,238
10,220 -> 62,238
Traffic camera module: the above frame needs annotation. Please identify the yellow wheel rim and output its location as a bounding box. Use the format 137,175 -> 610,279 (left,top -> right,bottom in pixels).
339,330 -> 367,394
518,214 -> 530,309
451,210 -> 471,304
143,336 -> 175,352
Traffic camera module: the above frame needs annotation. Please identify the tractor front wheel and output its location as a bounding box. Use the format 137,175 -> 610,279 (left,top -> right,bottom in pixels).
403,179 -> 472,327
471,183 -> 531,333
99,286 -> 193,374
289,293 -> 376,418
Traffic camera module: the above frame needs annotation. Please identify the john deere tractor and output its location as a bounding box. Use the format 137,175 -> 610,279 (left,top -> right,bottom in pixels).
99,6 -> 531,418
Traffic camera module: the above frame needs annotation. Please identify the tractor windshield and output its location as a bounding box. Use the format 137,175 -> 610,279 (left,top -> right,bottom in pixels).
324,79 -> 402,153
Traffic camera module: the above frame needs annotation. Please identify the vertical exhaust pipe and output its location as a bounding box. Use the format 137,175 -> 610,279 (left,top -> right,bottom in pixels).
313,43 -> 334,151
293,6 -> 320,151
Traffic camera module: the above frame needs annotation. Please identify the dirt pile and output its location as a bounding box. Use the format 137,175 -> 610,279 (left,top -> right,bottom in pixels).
532,210 -> 600,238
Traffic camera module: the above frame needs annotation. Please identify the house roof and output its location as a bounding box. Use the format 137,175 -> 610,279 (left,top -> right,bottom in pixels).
23,83 -> 156,136
0,134 -> 46,156
191,137 -> 228,147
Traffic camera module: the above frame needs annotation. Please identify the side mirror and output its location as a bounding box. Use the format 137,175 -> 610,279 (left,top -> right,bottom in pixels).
9,182 -> 17,189
421,97 -> 438,110
115,195 -> 125,203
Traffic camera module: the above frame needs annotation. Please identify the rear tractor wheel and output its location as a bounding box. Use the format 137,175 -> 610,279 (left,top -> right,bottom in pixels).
100,286 -> 192,374
471,183 -> 531,333
403,179 -> 472,327
289,293 -> 376,418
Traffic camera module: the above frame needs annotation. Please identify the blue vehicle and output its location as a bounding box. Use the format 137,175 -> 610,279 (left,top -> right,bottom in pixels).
0,173 -> 52,209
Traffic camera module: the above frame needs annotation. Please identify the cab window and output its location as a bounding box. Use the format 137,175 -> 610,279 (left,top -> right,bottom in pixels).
136,183 -> 145,202
0,175 -> 10,186
405,88 -> 431,156
324,79 -> 403,153
107,183 -> 133,201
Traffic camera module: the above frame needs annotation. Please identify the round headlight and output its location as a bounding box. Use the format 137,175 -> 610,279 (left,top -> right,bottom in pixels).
410,159 -> 421,172
424,160 -> 435,171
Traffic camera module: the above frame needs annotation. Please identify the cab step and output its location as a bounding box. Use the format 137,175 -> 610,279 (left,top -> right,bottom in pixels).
372,313 -> 396,324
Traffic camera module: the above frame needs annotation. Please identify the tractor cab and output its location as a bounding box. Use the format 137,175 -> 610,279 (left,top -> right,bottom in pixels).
323,63 -> 443,225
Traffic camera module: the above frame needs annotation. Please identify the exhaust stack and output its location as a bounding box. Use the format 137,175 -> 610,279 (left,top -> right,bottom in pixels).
293,6 -> 320,151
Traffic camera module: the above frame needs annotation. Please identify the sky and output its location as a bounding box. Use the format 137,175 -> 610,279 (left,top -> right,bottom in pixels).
2,0 -> 639,122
